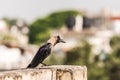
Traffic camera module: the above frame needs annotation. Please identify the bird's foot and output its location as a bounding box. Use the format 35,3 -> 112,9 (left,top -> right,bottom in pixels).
41,63 -> 49,66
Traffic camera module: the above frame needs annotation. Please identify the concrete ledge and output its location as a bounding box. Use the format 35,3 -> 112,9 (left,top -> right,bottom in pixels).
0,65 -> 87,80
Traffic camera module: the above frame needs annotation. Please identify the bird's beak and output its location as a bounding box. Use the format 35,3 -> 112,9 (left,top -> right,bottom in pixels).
59,39 -> 66,43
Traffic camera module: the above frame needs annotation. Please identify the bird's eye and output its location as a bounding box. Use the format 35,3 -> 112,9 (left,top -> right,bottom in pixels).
57,36 -> 60,39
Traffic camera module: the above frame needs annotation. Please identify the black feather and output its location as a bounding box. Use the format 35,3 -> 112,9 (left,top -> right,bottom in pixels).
27,43 -> 51,68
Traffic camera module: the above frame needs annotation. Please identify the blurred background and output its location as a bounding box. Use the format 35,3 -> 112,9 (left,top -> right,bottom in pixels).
0,0 -> 120,80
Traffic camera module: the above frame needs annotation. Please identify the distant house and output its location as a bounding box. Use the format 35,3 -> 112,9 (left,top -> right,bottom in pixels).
65,14 -> 105,33
9,19 -> 29,46
10,19 -> 29,34
0,18 -> 29,46
110,16 -> 120,34
0,20 -> 8,33
82,16 -> 104,29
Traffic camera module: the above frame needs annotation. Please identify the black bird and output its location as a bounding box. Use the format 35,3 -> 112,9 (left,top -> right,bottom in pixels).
27,35 -> 65,68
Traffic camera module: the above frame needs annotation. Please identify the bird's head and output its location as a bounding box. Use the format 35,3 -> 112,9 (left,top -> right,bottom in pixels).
47,35 -> 65,46
56,35 -> 66,44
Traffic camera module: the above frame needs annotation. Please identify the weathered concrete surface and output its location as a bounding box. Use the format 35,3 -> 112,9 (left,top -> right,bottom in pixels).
0,65 -> 87,80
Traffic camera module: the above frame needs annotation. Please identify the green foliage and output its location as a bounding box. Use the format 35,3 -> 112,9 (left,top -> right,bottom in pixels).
29,10 -> 80,44
88,64 -> 109,80
46,10 -> 80,28
64,39 -> 108,80
106,52 -> 120,80
45,36 -> 120,80
110,35 -> 120,49
107,35 -> 120,80
45,52 -> 66,65
0,33 -> 18,44
92,35 -> 120,80
64,39 -> 91,65
108,35 -> 120,68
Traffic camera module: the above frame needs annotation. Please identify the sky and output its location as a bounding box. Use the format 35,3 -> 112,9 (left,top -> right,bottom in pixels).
0,0 -> 120,23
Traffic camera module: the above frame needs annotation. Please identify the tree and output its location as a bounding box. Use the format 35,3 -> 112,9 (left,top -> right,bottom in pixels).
64,39 -> 91,65
110,35 -> 120,49
64,39 -> 109,80
28,10 -> 80,44
107,35 -> 120,80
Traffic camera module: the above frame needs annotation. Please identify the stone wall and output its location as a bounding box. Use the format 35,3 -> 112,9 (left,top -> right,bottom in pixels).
0,65 -> 87,80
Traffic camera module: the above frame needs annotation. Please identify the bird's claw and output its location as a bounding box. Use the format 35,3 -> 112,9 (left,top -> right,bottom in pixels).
41,63 -> 48,66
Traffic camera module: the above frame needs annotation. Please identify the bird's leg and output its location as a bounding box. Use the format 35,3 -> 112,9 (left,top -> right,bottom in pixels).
41,63 -> 47,66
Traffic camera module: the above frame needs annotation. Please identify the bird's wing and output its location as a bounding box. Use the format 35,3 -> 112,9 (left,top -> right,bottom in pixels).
29,43 -> 51,67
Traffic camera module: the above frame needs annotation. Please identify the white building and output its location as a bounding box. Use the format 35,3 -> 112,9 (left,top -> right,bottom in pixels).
110,17 -> 120,34
74,15 -> 83,32
0,20 -> 8,33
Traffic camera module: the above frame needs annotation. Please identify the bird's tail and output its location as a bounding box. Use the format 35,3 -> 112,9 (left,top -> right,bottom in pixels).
27,64 -> 33,68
